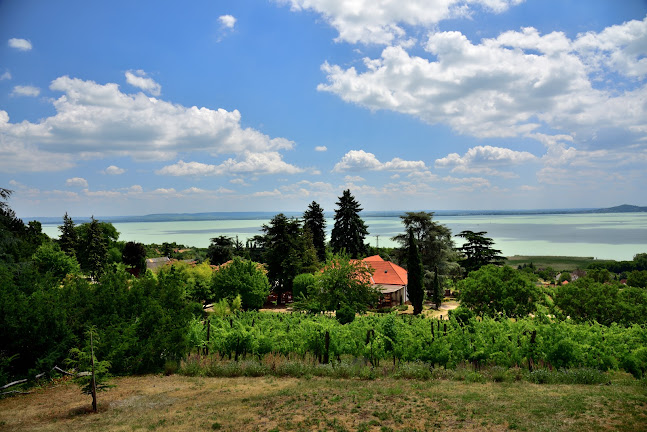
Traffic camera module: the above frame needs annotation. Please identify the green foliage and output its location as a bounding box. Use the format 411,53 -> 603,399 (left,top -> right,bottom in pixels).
32,242 -> 81,280
303,201 -> 327,262
392,212 -> 458,296
207,236 -> 235,265
58,212 -> 78,257
554,277 -> 647,326
256,213 -> 312,302
303,254 -> 379,313
456,230 -> 505,274
194,311 -> 647,378
626,270 -> 647,288
293,273 -> 316,299
406,229 -> 424,315
336,304 -> 356,325
66,327 -> 112,400
211,257 -> 270,310
330,189 -> 368,258
121,241 -> 147,274
458,265 -> 541,318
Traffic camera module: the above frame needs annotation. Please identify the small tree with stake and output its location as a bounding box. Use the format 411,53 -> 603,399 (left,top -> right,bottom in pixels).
66,327 -> 112,413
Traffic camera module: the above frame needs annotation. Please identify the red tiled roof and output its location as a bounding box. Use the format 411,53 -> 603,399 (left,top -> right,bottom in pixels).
362,256 -> 407,286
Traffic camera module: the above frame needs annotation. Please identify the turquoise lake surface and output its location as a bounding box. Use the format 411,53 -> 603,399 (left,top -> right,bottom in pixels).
41,213 -> 647,261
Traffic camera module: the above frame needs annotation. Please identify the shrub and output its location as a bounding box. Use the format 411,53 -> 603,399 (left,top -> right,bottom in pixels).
336,304 -> 356,324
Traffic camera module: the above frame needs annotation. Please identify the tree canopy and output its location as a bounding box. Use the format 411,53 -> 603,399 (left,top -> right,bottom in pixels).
303,201 -> 327,262
330,189 -> 368,258
456,230 -> 505,274
458,265 -> 540,318
211,257 -> 270,310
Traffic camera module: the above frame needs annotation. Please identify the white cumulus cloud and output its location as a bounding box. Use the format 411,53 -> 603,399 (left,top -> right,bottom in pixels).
156,151 -> 303,176
11,85 -> 40,97
103,165 -> 126,175
315,146 -> 328,152
277,0 -> 524,45
0,75 -> 296,173
8,38 -> 32,51
125,70 -> 161,96
333,149 -> 426,172
65,177 -> 89,188
318,17 -> 647,146
0,70 -> 11,81
435,145 -> 537,177
219,15 -> 237,29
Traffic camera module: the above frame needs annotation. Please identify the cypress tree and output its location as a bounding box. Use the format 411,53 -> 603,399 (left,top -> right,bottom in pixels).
432,266 -> 443,310
303,201 -> 327,262
407,228 -> 424,315
330,190 -> 368,258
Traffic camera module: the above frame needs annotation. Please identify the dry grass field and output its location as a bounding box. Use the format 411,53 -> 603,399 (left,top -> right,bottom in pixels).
1,374 -> 646,431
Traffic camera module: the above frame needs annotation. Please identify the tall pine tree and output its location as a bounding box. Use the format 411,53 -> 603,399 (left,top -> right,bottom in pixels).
303,201 -> 327,262
407,228 -> 424,315
58,212 -> 79,257
330,190 -> 368,259
86,216 -> 108,280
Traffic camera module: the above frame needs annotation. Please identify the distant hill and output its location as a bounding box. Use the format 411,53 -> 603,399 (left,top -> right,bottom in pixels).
586,204 -> 647,213
28,205 -> 646,224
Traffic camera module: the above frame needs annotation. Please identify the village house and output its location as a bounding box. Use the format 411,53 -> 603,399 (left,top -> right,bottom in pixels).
361,255 -> 408,307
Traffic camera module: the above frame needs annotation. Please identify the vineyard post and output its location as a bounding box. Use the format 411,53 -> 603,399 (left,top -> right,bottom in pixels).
431,321 -> 435,341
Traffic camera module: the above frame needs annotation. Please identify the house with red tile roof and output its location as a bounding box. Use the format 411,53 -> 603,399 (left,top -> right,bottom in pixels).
360,255 -> 408,306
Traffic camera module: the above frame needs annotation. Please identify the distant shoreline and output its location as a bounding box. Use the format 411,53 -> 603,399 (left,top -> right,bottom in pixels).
27,204 -> 647,225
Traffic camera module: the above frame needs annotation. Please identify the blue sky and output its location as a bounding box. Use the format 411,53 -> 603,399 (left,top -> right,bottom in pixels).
1,0 -> 646,217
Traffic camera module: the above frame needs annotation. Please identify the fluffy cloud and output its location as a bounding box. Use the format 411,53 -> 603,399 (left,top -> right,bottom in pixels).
318,18 -> 647,145
344,175 -> 365,182
315,145 -> 328,152
0,70 -> 11,81
277,0 -> 524,44
156,151 -> 303,176
11,85 -> 40,97
219,15 -> 236,29
65,177 -> 89,188
103,165 -> 125,175
435,145 -> 537,177
8,38 -> 32,51
0,75 -> 295,172
124,70 -> 161,96
333,150 -> 426,172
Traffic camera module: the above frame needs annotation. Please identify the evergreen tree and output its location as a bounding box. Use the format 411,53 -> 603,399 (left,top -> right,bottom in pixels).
456,230 -> 505,274
407,229 -> 424,315
330,189 -> 368,258
303,201 -> 327,262
206,235 -> 235,265
58,212 -> 79,257
86,216 -> 108,280
256,213 -> 303,304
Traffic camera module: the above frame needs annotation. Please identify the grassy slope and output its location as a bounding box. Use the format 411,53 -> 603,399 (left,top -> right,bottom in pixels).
505,256 -> 616,272
1,374 -> 645,431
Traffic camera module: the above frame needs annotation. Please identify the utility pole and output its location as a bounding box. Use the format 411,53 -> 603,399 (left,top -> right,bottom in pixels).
375,235 -> 380,249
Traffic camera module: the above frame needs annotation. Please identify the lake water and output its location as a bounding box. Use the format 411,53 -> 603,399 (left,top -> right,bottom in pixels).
40,213 -> 647,261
